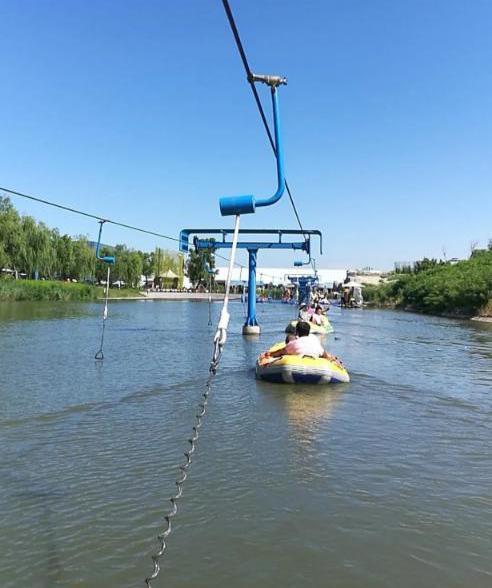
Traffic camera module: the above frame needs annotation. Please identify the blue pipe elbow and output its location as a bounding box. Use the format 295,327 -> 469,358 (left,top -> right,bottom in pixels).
96,243 -> 115,265
220,194 -> 256,216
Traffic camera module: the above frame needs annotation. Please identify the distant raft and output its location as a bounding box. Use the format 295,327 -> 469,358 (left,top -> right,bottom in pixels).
286,318 -> 334,335
256,342 -> 350,385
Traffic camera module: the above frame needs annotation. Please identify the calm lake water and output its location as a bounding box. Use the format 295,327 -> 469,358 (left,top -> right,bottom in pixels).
1,300 -> 491,588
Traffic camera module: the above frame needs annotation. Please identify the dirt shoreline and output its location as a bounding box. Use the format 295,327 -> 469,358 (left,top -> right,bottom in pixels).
106,292 -> 242,301
365,301 -> 492,323
471,316 -> 492,323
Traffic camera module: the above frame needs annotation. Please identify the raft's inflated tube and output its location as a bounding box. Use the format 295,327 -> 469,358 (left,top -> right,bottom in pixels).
256,342 -> 349,385
285,319 -> 334,335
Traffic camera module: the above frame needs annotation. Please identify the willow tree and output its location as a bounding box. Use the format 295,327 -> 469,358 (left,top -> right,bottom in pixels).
186,248 -> 215,288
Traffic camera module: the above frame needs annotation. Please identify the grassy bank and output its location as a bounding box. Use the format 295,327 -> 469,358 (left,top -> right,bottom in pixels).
0,279 -> 143,302
364,250 -> 492,317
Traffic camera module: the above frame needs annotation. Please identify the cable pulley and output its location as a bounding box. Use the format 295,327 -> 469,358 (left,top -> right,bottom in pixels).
248,73 -> 287,87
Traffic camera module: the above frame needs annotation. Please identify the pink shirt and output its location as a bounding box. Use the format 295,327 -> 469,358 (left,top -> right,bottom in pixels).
284,335 -> 325,358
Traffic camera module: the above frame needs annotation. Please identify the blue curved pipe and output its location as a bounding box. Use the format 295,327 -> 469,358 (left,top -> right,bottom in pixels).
255,88 -> 285,208
219,86 -> 285,216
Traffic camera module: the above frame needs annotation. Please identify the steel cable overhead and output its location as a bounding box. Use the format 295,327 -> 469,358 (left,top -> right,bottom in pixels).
0,185 -> 235,263
0,186 -> 182,243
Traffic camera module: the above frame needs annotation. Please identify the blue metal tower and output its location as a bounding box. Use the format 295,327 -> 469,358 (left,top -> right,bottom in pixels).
180,229 -> 322,334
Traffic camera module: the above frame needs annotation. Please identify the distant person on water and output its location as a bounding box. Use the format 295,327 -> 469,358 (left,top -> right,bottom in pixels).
263,321 -> 340,363
342,288 -> 350,307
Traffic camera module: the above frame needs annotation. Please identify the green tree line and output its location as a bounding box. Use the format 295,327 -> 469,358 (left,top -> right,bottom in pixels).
0,196 -> 183,288
364,249 -> 492,316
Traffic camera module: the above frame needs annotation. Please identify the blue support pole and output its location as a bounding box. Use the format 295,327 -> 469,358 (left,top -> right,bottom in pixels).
298,277 -> 310,306
243,249 -> 260,335
181,229 -> 324,336
293,275 -> 318,306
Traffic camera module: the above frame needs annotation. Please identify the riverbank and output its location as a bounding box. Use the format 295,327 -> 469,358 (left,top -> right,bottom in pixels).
0,279 -> 241,302
471,316 -> 492,323
363,249 -> 492,319
108,292 -> 241,301
365,297 -> 492,322
0,279 -> 142,302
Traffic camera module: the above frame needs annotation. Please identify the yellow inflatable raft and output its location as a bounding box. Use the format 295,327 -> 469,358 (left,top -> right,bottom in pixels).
256,342 -> 350,385
286,318 -> 334,335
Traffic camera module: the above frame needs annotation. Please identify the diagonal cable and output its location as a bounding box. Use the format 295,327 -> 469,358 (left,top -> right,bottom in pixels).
0,185 -> 269,274
221,0 -> 311,256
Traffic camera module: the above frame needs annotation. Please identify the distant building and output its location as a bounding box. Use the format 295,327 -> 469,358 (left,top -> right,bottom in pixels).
352,268 -> 388,285
213,266 -> 347,287
394,261 -> 415,272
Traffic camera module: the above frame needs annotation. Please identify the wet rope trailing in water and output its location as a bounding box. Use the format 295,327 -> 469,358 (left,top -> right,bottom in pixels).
221,0 -> 311,257
94,265 -> 111,360
145,215 -> 241,587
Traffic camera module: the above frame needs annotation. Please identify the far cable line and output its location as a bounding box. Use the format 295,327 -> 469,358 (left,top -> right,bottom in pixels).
0,185 -> 266,273
0,186 -> 182,243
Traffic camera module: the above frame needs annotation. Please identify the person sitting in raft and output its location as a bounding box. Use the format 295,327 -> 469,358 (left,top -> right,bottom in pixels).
298,303 -> 311,321
263,321 -> 341,363
310,305 -> 325,326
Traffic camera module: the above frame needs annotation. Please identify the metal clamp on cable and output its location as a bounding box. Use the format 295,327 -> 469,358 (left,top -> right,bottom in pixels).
248,73 -> 287,87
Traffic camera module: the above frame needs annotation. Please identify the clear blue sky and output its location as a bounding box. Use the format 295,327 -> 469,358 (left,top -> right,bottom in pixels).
1,0 -> 491,269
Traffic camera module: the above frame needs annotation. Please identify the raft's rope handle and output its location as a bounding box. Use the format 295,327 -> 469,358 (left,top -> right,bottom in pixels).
145,215 -> 241,587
